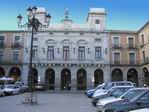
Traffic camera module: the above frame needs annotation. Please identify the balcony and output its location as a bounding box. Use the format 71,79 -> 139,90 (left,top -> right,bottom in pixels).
37,58 -> 106,65
127,44 -> 137,49
110,60 -> 139,66
11,43 -> 22,49
140,57 -> 149,65
112,44 -> 122,49
0,60 -> 22,65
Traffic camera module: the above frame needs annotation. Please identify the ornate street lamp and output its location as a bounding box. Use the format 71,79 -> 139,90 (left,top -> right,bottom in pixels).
17,6 -> 51,104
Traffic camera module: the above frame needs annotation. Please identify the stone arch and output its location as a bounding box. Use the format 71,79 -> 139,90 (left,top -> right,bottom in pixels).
127,68 -> 138,86
94,69 -> 104,87
31,68 -> 38,86
111,68 -> 123,81
61,68 -> 71,90
143,67 -> 149,86
9,67 -> 21,82
77,69 -> 87,90
0,67 -> 5,78
45,68 -> 55,90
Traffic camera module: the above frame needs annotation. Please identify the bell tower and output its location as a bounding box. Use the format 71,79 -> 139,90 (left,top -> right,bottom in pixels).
87,8 -> 106,30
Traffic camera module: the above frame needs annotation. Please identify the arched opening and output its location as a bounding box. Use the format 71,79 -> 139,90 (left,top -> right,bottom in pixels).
77,69 -> 87,90
111,68 -> 123,81
45,68 -> 55,90
31,68 -> 38,87
0,67 -> 5,84
127,68 -> 138,86
61,69 -> 71,90
9,67 -> 21,82
143,67 -> 149,86
94,69 -> 103,87
0,67 -> 5,78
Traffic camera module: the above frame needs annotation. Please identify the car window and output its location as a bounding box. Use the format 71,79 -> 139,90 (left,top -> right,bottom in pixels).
121,90 -> 144,101
140,92 -> 149,100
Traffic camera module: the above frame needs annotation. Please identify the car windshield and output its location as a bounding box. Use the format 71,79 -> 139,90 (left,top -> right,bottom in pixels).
111,88 -> 130,98
121,90 -> 144,101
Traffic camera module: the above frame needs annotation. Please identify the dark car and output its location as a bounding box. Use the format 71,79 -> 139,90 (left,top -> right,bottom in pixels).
96,88 -> 149,112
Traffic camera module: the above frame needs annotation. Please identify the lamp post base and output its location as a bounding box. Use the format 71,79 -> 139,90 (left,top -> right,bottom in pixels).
22,93 -> 38,104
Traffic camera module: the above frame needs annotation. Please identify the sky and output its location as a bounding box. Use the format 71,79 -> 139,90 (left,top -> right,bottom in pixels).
0,0 -> 149,31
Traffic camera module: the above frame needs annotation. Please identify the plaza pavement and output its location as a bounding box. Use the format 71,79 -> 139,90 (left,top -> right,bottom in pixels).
0,91 -> 97,112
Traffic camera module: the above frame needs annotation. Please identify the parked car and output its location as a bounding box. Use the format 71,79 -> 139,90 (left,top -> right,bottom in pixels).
85,83 -> 105,98
34,82 -> 45,91
92,86 -> 134,106
93,81 -> 134,98
96,88 -> 149,112
4,84 -> 20,95
20,85 -> 28,93
0,85 -> 4,96
14,81 -> 24,86
129,108 -> 149,112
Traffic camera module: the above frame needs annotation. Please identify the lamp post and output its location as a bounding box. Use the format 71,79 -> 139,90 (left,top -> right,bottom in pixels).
17,6 -> 51,103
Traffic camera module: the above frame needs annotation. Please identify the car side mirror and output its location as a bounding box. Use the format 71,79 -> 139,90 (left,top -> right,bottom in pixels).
137,101 -> 142,105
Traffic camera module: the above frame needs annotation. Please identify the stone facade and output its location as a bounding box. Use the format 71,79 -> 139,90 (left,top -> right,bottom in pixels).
0,7 -> 149,90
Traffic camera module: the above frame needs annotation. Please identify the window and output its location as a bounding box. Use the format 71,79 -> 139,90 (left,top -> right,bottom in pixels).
0,36 -> 4,45
143,51 -> 145,62
95,20 -> 100,24
80,32 -> 84,35
33,38 -> 38,41
113,37 -> 119,47
49,32 -> 53,35
0,51 -> 3,63
32,46 -> 38,59
141,34 -> 144,45
14,36 -> 20,44
47,46 -> 54,59
64,32 -> 69,35
95,47 -> 102,60
128,37 -> 134,48
78,46 -> 85,60
129,53 -> 135,64
63,46 -> 69,60
95,38 -> 102,42
12,51 -> 19,62
140,92 -> 149,100
114,52 -> 120,64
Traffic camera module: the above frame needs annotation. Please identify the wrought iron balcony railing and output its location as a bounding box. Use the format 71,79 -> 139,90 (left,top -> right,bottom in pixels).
11,43 -> 22,49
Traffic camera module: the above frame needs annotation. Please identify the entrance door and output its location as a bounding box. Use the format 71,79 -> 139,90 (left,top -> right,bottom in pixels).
9,67 -> 21,82
111,68 -> 123,81
0,67 -> 5,84
45,68 -> 55,90
61,69 -> 71,90
31,68 -> 38,87
94,69 -> 103,87
127,68 -> 138,86
143,67 -> 149,86
77,69 -> 87,90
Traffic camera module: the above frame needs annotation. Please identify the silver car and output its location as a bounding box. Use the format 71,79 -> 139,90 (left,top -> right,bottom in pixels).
96,88 -> 149,112
92,86 -> 133,106
4,84 -> 20,95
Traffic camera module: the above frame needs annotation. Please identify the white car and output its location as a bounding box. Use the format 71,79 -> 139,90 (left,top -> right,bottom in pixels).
4,84 -> 20,95
0,85 -> 4,96
129,108 -> 149,112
